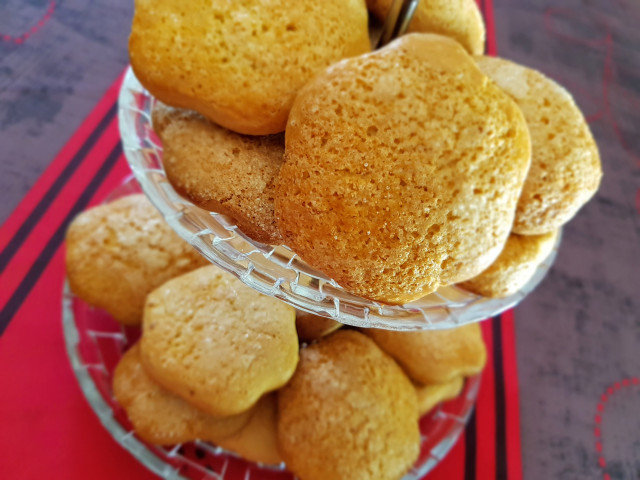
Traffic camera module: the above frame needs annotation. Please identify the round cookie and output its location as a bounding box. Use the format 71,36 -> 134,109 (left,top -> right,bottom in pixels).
113,344 -> 251,445
217,394 -> 283,466
415,376 -> 464,416
140,265 -> 298,417
66,194 -> 207,325
459,230 -> 558,298
152,102 -> 284,244
276,33 -> 531,304
130,0 -> 370,135
295,311 -> 342,342
278,330 -> 420,480
367,0 -> 485,55
366,322 -> 487,385
476,56 -> 602,234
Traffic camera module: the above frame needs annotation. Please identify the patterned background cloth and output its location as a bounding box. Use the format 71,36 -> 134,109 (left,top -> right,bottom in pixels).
0,1 -> 639,479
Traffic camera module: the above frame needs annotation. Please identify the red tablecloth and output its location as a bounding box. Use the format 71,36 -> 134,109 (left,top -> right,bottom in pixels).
0,1 -> 525,478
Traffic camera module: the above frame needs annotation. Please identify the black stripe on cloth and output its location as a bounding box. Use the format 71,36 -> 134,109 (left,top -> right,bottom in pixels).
464,409 -> 478,480
0,101 -> 118,274
0,143 -> 122,336
493,316 -> 508,479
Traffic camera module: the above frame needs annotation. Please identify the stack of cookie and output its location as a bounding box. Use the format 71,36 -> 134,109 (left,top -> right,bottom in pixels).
63,1 -> 603,477
65,193 -> 487,480
129,0 -> 601,304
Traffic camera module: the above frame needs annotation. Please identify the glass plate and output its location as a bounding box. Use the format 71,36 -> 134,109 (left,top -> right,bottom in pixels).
119,67 -> 560,330
62,281 -> 480,480
62,179 -> 480,479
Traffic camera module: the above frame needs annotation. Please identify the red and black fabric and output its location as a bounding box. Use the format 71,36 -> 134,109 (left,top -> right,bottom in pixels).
0,1 -> 523,478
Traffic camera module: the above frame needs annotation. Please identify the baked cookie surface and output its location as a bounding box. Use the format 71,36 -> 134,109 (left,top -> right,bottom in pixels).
217,394 -> 282,466
152,103 -> 284,244
459,230 -> 558,298
140,265 -> 298,417
295,311 -> 342,342
278,330 -> 419,480
415,376 -> 464,416
367,0 -> 485,54
113,344 -> 251,445
476,56 -> 602,234
366,322 -> 487,384
130,0 -> 370,135
276,34 -> 531,304
65,194 -> 207,325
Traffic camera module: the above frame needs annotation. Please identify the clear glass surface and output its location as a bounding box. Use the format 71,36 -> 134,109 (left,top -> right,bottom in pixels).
119,67 -> 560,330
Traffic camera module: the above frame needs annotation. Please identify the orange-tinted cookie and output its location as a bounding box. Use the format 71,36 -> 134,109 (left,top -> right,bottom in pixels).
415,376 -> 464,416
278,330 -> 419,480
295,311 -> 342,342
113,344 -> 250,445
459,230 -> 558,297
366,323 -> 487,384
476,56 -> 601,234
217,394 -> 282,466
367,0 -> 485,54
130,0 -> 370,134
276,34 -> 531,303
66,194 -> 207,325
141,265 -> 298,417
153,103 -> 283,243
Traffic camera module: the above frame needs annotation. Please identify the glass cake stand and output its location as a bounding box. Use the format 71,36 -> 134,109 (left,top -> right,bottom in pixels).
119,67 -> 561,331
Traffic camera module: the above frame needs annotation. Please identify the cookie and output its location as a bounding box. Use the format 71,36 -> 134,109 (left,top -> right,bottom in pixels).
152,102 -> 284,244
217,394 -> 282,466
278,330 -> 419,480
459,230 -> 558,297
276,34 -> 531,304
113,344 -> 251,445
130,0 -> 370,135
476,56 -> 602,234
140,265 -> 298,417
66,194 -> 207,325
367,0 -> 485,55
415,376 -> 464,416
295,311 -> 342,342
366,323 -> 487,384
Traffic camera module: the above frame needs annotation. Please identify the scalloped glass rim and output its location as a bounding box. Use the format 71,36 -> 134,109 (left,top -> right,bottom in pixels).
118,66 -> 560,330
62,281 -> 481,480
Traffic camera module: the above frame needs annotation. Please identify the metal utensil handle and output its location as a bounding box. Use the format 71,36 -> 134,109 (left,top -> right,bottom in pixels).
376,0 -> 420,48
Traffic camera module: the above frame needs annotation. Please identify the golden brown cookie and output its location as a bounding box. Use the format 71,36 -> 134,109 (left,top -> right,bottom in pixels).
415,376 -> 464,416
217,394 -> 282,466
366,323 -> 487,384
459,230 -> 558,297
66,194 -> 207,325
276,34 -> 531,304
295,311 -> 342,342
152,103 -> 284,244
367,0 -> 485,55
140,265 -> 298,417
278,330 -> 420,480
476,56 -> 602,234
130,0 -> 370,135
113,344 -> 251,445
